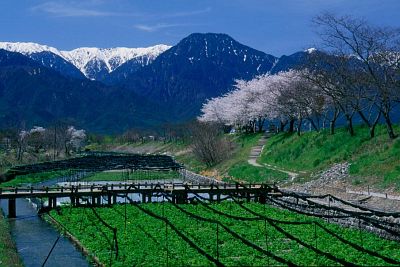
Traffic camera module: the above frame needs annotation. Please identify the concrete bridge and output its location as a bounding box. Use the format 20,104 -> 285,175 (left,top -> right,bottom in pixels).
0,182 -> 280,218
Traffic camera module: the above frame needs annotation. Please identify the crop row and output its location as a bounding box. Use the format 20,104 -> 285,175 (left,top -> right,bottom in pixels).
50,201 -> 400,266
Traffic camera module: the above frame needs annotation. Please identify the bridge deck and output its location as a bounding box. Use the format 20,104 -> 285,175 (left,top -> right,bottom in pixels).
0,183 -> 277,199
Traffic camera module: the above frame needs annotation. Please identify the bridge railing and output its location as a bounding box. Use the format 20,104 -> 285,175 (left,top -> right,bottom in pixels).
0,182 -> 275,196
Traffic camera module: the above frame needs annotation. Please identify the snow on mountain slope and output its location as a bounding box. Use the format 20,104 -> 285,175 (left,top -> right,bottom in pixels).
61,45 -> 171,79
0,42 -> 63,57
0,42 -> 171,80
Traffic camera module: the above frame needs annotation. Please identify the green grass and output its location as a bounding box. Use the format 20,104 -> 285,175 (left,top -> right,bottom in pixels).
50,202 -> 400,266
90,133 -> 290,184
219,133 -> 289,183
0,170 -> 71,188
228,162 -> 288,183
260,125 -> 400,189
83,170 -> 181,182
0,212 -> 23,267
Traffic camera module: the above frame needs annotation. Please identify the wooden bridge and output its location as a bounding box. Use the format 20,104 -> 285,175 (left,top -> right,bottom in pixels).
0,182 -> 280,218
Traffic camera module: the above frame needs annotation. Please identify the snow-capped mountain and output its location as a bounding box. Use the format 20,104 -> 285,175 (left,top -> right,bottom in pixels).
0,42 -> 85,79
61,45 -> 171,80
122,33 -> 278,120
0,42 -> 171,80
0,34 -> 318,132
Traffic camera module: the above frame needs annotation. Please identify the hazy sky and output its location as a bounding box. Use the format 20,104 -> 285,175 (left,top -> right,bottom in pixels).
1,0 -> 400,56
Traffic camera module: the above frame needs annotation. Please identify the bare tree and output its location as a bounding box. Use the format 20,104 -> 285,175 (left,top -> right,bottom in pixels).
313,13 -> 400,138
189,122 -> 232,167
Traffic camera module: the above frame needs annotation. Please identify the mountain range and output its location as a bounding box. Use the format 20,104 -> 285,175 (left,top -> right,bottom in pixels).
0,42 -> 171,81
0,33 -> 313,133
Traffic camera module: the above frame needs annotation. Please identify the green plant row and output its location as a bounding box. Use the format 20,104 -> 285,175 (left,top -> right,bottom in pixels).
50,201 -> 400,266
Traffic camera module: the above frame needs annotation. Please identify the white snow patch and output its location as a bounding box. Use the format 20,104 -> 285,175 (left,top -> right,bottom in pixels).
61,44 -> 171,75
0,41 -> 171,78
305,47 -> 317,54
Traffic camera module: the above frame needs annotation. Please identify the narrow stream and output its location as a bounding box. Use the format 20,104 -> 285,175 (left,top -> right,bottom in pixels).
0,198 -> 90,267
0,176 -> 90,267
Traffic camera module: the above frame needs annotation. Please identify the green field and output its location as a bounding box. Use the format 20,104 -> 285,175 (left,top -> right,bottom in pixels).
260,125 -> 400,189
0,170 -> 71,188
227,162 -> 288,183
50,202 -> 400,266
82,170 -> 181,182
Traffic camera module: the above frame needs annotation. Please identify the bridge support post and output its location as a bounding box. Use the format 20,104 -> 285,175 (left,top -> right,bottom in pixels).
258,194 -> 266,204
70,196 -> 76,207
147,194 -> 152,203
8,198 -> 16,218
49,197 -> 57,208
92,196 -> 96,206
174,192 -> 187,204
108,194 -> 112,206
113,194 -> 117,205
142,193 -> 146,203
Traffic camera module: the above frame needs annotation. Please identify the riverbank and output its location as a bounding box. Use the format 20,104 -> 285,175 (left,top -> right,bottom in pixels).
44,213 -> 103,267
0,211 -> 23,267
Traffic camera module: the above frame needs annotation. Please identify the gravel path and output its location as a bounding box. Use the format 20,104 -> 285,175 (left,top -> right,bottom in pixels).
248,133 -> 299,180
247,134 -> 267,167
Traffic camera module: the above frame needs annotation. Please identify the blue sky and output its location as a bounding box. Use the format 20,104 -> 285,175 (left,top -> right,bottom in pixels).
1,0 -> 400,56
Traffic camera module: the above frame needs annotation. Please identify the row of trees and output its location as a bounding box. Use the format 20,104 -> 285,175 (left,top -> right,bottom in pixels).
199,13 -> 400,139
0,124 -> 86,162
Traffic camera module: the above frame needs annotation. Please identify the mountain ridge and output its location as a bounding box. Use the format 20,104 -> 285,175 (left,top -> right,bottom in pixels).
0,33 -> 316,132
0,42 -> 171,80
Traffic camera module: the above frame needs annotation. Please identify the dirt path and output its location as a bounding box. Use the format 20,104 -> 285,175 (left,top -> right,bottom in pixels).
247,134 -> 267,167
263,163 -> 299,180
248,134 -> 299,180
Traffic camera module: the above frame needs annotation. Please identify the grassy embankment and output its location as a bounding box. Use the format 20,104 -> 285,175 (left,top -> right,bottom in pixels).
87,133 -> 289,184
0,213 -> 23,267
92,124 -> 400,189
0,170 -> 71,188
5,124 -> 398,188
260,125 -> 400,189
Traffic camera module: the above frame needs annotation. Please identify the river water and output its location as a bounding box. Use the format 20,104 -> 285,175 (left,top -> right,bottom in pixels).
0,198 -> 89,267
0,176 -> 92,266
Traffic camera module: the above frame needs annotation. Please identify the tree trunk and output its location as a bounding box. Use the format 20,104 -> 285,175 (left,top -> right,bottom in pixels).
257,118 -> 265,133
370,124 -> 377,138
330,119 -> 336,135
279,120 -> 287,132
369,110 -> 382,138
383,112 -> 396,139
308,118 -> 319,131
288,119 -> 295,133
345,115 -> 355,136
297,118 -> 303,136
358,110 -> 372,128
329,108 -> 340,135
